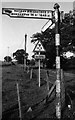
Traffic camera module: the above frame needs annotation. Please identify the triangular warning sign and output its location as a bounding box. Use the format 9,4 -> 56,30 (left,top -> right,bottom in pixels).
33,41 -> 45,52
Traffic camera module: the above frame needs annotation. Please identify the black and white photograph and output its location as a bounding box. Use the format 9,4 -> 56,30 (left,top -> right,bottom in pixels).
1,0 -> 75,120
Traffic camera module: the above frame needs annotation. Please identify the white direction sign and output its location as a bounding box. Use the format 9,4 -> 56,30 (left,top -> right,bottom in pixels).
2,8 -> 53,19
41,20 -> 52,32
50,23 -> 55,29
33,41 -> 45,52
41,20 -> 55,32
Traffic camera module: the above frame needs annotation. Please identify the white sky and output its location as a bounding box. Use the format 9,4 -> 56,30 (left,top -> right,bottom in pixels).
1,1 -> 74,61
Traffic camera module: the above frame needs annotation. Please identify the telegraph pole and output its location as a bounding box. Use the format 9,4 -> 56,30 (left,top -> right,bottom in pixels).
54,3 -> 61,119
7,46 -> 9,62
24,34 -> 27,71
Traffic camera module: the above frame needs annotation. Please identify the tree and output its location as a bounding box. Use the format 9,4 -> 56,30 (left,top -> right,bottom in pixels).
13,49 -> 28,64
31,10 -> 75,69
4,56 -> 12,62
30,59 -> 35,66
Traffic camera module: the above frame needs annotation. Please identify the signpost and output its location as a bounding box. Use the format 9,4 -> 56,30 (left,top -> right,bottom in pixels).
35,53 -> 45,87
38,52 -> 41,87
33,41 -> 45,87
54,3 -> 61,119
2,4 -> 65,119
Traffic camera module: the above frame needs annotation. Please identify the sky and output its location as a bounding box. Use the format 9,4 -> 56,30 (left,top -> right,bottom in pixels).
1,1 -> 74,61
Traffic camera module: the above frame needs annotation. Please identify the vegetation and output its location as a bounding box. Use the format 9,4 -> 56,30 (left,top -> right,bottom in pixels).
31,11 -> 75,69
2,64 -> 75,119
4,56 -> 12,62
13,49 -> 28,64
2,9 -> 75,120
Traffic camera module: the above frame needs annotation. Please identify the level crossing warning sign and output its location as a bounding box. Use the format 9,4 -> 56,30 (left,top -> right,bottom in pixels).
33,41 -> 46,52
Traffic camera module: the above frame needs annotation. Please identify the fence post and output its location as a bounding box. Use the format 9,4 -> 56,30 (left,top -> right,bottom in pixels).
30,68 -> 33,79
46,70 -> 49,91
16,82 -> 22,120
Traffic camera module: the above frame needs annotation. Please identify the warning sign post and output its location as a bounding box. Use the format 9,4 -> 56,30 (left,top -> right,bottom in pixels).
33,41 -> 46,87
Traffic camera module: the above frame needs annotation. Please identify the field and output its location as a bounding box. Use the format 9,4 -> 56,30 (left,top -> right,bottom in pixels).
2,64 -> 75,120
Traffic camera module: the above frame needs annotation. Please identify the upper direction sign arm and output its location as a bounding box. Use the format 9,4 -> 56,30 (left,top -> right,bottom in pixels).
2,8 -> 53,19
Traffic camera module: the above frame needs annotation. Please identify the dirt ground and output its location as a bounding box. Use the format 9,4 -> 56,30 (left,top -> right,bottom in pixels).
2,64 -> 75,120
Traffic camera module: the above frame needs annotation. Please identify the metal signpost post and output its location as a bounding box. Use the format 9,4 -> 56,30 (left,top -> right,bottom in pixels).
33,41 -> 46,87
35,54 -> 45,87
54,3 -> 61,119
35,52 -> 45,87
38,51 -> 41,87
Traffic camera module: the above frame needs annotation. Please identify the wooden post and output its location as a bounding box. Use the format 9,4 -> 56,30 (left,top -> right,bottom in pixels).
46,81 -> 56,103
46,70 -> 49,91
30,68 -> 33,79
54,3 -> 61,119
48,81 -> 56,97
16,82 -> 22,120
38,52 -> 40,87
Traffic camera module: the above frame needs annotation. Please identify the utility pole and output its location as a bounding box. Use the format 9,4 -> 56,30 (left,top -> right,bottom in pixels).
54,3 -> 61,119
7,46 -> 9,62
24,34 -> 27,71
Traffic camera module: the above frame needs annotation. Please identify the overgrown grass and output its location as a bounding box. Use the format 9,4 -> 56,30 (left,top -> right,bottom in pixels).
2,65 -> 75,120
